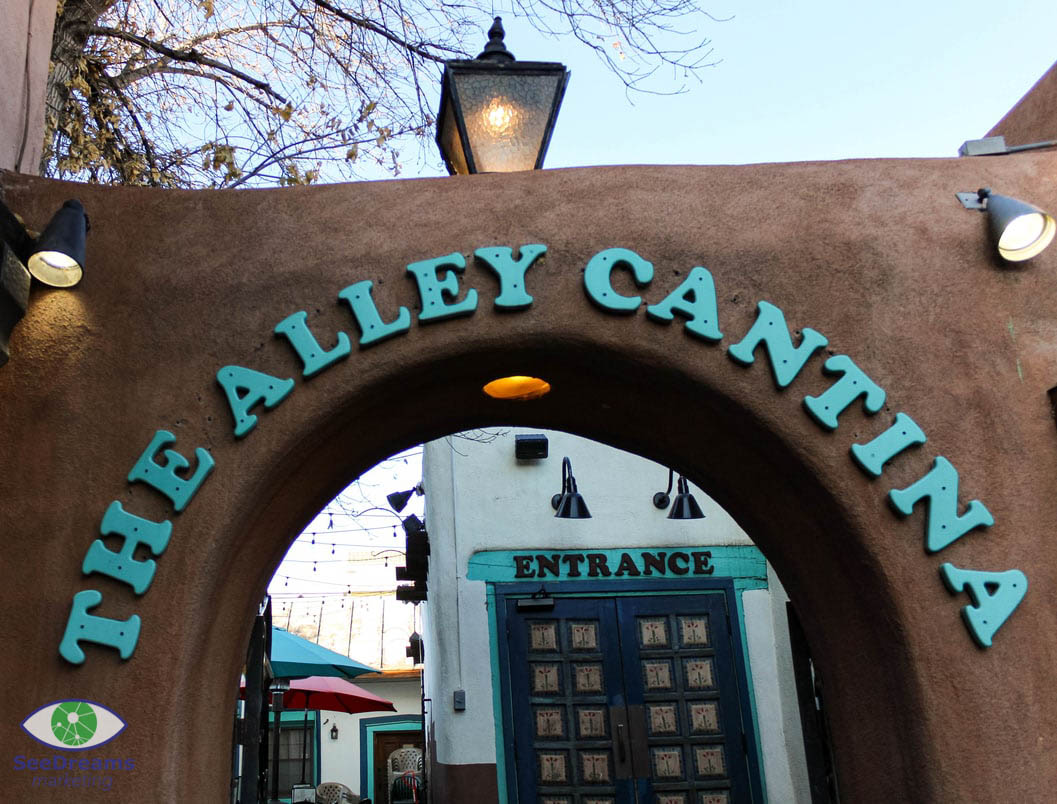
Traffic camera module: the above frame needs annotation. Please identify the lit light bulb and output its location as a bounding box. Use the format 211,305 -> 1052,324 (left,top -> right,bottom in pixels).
482,98 -> 515,136
998,212 -> 1054,260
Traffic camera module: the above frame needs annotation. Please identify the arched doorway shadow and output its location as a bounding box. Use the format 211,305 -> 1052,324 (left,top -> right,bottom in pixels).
196,340 -> 933,802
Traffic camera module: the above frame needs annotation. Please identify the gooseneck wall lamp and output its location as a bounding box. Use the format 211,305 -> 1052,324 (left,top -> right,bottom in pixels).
0,197 -> 89,366
435,17 -> 570,174
551,457 -> 591,518
652,468 -> 706,520
956,187 -> 1056,262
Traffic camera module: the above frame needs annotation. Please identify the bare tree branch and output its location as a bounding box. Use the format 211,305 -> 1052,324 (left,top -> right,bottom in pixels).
89,25 -> 289,102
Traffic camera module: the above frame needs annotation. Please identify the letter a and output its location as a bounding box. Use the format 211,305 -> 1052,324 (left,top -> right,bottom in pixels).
940,563 -> 1027,648
216,365 -> 295,438
646,266 -> 723,341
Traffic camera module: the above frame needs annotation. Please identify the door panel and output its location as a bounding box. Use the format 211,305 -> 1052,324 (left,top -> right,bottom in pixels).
507,597 -> 634,804
616,595 -> 749,804
504,591 -> 756,804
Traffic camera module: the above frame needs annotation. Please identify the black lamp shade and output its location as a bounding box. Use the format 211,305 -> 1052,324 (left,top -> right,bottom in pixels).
388,489 -> 414,513
436,18 -> 569,174
554,489 -> 591,519
551,456 -> 590,518
28,199 -> 86,287
668,476 -> 705,520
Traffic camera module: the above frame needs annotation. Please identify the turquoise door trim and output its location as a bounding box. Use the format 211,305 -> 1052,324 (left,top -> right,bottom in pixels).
358,714 -> 424,799
473,545 -> 770,803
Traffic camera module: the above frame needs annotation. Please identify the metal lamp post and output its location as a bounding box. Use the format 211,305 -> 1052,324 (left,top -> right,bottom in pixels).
435,17 -> 569,174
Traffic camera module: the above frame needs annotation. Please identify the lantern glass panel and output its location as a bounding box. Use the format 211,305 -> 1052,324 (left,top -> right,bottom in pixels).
452,70 -> 565,172
438,98 -> 469,175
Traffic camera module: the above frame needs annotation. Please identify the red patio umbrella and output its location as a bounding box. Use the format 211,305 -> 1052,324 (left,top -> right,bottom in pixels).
241,674 -> 397,790
239,674 -> 396,715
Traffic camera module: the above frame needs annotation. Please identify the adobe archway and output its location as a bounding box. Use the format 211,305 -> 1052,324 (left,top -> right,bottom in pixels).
2,155 -> 1056,802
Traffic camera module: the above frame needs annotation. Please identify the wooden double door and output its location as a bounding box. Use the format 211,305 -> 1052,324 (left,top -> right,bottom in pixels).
500,588 -> 760,804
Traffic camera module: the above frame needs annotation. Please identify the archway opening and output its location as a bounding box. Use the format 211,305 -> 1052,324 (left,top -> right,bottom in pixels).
190,338 -> 934,803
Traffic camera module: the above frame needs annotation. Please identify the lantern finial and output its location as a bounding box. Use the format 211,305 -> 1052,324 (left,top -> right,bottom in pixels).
478,17 -> 515,61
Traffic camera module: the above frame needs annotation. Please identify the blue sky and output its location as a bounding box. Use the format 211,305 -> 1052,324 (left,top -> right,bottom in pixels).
391,0 -> 1057,176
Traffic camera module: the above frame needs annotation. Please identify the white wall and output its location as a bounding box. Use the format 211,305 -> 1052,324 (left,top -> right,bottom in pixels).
317,675 -> 422,798
421,427 -> 811,802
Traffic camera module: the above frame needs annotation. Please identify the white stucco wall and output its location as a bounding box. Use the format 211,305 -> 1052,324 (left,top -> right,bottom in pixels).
317,674 -> 423,798
421,427 -> 811,802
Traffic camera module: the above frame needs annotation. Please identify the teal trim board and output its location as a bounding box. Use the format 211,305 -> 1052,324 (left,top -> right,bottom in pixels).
358,714 -> 423,799
467,545 -> 767,586
486,584 -> 510,804
730,581 -> 768,803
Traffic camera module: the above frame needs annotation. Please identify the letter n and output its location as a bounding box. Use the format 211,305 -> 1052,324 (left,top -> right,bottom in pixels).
728,301 -> 828,388
889,457 -> 994,553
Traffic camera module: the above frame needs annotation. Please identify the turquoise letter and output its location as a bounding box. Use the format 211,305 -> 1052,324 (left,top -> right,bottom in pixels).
803,355 -> 886,430
583,248 -> 653,314
940,563 -> 1027,648
645,266 -> 723,342
127,430 -> 216,512
850,413 -> 926,477
337,280 -> 411,347
82,502 -> 172,594
889,457 -> 994,553
59,590 -> 141,664
406,253 -> 478,322
216,366 -> 295,438
274,311 -> 351,377
728,301 -> 828,388
475,245 -> 546,310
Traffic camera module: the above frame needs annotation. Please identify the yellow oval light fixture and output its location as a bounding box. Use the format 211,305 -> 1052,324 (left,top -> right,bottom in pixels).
483,375 -> 551,400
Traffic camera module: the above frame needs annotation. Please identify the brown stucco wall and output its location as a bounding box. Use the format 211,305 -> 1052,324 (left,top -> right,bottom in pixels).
0,0 -> 55,173
1,155 -> 1057,802
988,60 -> 1057,145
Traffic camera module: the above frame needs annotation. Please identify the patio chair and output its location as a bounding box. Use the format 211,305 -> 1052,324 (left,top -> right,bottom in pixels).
315,780 -> 357,803
389,771 -> 421,804
386,746 -> 423,794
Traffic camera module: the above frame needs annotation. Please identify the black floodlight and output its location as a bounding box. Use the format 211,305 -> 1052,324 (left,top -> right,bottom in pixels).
406,632 -> 424,664
387,483 -> 423,513
515,433 -> 549,460
401,513 -> 426,536
396,582 -> 427,603
27,199 -> 87,287
957,187 -> 1056,262
550,456 -> 590,519
436,17 -> 569,174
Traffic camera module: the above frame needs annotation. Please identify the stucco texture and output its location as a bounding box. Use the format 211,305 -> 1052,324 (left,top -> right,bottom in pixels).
2,155 -> 1057,801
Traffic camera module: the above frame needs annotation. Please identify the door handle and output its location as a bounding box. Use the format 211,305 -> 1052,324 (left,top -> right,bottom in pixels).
609,706 -> 632,779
